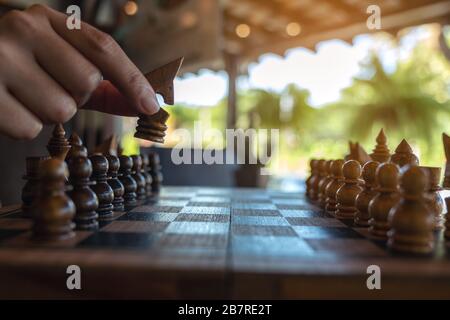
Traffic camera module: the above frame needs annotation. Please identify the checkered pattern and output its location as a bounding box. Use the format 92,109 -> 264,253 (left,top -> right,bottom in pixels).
0,187 -> 448,262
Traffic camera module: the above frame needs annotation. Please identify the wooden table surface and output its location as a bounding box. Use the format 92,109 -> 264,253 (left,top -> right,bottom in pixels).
0,186 -> 449,299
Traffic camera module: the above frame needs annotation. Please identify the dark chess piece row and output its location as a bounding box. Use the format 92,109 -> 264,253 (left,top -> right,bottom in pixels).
305,130 -> 449,255
22,125 -> 163,240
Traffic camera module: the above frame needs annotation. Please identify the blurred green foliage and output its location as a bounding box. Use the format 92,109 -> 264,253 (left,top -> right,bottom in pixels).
162,29 -> 450,175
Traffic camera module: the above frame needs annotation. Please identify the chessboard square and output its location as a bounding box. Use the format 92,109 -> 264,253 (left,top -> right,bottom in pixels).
232,225 -> 297,237
159,190 -> 196,198
233,209 -> 281,217
187,202 -> 230,208
77,232 -> 159,249
279,209 -> 325,218
233,216 -> 289,226
166,221 -> 229,235
293,226 -> 363,239
271,198 -> 306,205
157,195 -> 192,201
231,235 -> 314,257
197,189 -> 231,196
155,200 -> 190,207
232,203 -> 277,210
156,234 -> 228,249
267,191 -> 303,198
179,206 -> 230,215
130,205 -> 183,213
306,238 -> 388,256
190,196 -> 231,203
101,221 -> 169,233
286,217 -> 346,227
232,198 -> 272,204
175,214 -> 229,223
276,204 -> 313,210
118,211 -> 178,222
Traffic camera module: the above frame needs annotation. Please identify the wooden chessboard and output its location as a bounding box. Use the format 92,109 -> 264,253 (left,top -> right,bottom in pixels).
0,186 -> 449,299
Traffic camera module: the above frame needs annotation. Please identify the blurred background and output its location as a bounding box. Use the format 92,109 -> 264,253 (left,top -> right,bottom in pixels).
0,0 -> 449,204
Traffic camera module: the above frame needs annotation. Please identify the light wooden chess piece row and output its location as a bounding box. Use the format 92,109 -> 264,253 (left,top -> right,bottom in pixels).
306,129 -> 450,255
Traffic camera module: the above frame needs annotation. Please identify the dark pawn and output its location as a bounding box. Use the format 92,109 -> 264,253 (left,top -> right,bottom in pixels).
90,155 -> 115,219
106,155 -> 125,211
66,133 -> 88,161
119,155 -> 137,207
32,159 -> 75,240
141,154 -> 153,197
21,156 -> 50,217
67,156 -> 99,230
130,155 -> 147,200
148,152 -> 163,193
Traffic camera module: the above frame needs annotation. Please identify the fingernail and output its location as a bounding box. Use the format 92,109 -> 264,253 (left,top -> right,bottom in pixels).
140,90 -> 160,115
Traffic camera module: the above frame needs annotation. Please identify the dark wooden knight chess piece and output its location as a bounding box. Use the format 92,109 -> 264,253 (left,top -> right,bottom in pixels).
106,155 -> 125,211
89,155 -> 115,219
32,158 -> 75,240
134,57 -> 184,142
67,156 -> 99,230
118,155 -> 137,207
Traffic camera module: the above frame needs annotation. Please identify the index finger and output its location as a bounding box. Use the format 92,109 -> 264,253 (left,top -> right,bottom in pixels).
31,5 -> 159,116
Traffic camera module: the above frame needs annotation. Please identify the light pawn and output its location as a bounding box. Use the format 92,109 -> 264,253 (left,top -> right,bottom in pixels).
354,161 -> 380,227
368,163 -> 400,240
325,159 -> 345,216
335,160 -> 362,219
387,165 -> 435,254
